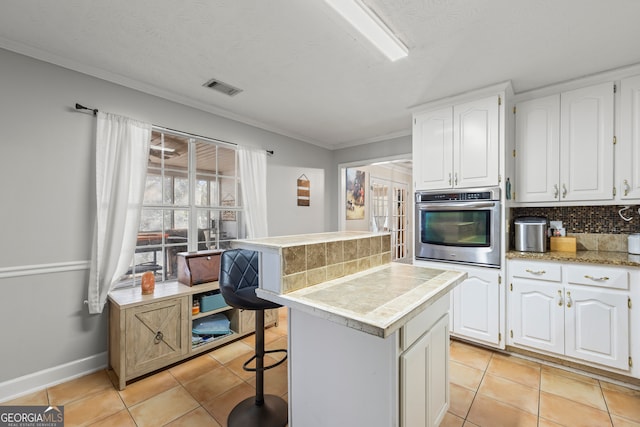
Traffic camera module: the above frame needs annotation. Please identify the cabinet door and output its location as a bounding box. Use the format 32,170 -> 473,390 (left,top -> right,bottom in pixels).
413,108 -> 453,190
510,279 -> 564,355
564,286 -> 629,370
515,95 -> 561,202
453,96 -> 500,189
452,268 -> 500,346
401,314 -> 449,427
560,82 -> 614,201
618,75 -> 640,199
125,297 -> 189,377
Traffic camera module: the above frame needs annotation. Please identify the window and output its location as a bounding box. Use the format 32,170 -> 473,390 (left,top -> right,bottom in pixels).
120,129 -> 245,285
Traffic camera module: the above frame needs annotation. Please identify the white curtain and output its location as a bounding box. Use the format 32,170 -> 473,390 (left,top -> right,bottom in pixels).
87,112 -> 151,314
238,146 -> 268,238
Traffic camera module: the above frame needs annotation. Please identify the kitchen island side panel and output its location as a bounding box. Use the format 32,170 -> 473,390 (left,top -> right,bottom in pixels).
288,308 -> 399,427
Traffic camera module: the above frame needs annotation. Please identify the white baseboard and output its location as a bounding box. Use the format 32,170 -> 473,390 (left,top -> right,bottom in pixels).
0,352 -> 108,403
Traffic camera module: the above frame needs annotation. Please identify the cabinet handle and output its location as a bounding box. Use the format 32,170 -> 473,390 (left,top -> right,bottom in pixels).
553,184 -> 559,199
566,291 -> 572,308
454,172 -> 458,186
584,275 -> 609,281
525,269 -> 546,275
562,184 -> 568,198
557,290 -> 563,306
154,331 -> 164,344
448,173 -> 452,186
624,179 -> 630,196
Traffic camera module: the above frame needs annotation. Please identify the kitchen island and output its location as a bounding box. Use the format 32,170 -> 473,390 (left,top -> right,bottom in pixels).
232,232 -> 466,427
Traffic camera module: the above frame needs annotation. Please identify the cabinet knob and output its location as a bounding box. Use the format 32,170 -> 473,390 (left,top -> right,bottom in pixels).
154,331 -> 164,344
566,291 -> 572,308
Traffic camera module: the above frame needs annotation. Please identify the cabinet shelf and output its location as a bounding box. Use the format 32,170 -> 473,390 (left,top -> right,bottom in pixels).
192,305 -> 231,319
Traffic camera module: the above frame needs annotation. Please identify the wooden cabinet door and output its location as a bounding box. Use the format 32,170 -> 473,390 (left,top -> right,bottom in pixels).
515,95 -> 561,202
453,95 -> 500,189
510,279 -> 564,355
413,107 -> 453,190
125,297 -> 188,378
452,268 -> 500,346
560,82 -> 614,201
400,314 -> 449,427
618,75 -> 640,200
564,286 -> 629,370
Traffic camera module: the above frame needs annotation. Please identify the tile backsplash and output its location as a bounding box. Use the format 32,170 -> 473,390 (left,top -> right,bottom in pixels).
511,206 -> 640,234
281,234 -> 392,293
511,206 -> 640,252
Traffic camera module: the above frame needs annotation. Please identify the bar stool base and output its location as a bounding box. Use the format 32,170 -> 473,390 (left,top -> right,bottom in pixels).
227,394 -> 288,427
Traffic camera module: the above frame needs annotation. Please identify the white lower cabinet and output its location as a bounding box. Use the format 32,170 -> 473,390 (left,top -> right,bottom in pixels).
450,265 -> 503,348
401,313 -> 449,427
508,260 -> 632,373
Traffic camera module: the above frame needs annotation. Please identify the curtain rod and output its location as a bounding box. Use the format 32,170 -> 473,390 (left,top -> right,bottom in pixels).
74,103 -> 274,156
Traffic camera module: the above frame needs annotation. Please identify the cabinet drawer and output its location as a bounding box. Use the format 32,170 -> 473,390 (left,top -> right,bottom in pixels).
566,265 -> 628,290
401,292 -> 449,351
509,261 -> 562,282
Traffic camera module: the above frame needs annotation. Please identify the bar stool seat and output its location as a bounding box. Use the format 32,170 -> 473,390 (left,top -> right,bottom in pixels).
219,249 -> 288,427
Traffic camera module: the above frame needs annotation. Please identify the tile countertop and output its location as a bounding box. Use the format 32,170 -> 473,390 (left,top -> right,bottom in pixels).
233,230 -> 388,248
255,262 -> 466,338
506,250 -> 640,267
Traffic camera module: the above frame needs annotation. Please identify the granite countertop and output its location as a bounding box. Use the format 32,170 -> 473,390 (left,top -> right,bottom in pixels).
256,263 -> 466,338
506,250 -> 640,267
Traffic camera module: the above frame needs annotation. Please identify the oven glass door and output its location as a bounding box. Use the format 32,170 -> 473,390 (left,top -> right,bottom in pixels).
420,210 -> 491,247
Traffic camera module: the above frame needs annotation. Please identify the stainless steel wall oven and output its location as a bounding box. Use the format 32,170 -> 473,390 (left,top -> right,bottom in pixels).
415,187 -> 501,267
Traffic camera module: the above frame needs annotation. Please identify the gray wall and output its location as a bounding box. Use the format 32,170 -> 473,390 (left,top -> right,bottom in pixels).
0,48 -> 336,394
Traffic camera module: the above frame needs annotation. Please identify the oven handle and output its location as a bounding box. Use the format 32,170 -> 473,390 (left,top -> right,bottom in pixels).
417,201 -> 497,210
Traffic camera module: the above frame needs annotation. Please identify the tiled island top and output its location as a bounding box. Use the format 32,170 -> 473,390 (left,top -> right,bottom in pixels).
256,262 -> 466,338
234,231 -> 466,337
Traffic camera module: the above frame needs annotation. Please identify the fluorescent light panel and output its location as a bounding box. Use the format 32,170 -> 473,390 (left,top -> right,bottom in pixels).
324,0 -> 408,61
150,145 -> 175,153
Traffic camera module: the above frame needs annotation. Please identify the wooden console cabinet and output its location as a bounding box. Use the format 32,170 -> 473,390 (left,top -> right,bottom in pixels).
108,281 -> 277,390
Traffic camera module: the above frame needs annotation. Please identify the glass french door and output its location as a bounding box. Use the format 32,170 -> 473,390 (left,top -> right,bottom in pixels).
371,178 -> 408,261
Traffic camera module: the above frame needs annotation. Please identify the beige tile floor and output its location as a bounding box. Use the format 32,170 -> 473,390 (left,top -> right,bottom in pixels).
3,308 -> 640,426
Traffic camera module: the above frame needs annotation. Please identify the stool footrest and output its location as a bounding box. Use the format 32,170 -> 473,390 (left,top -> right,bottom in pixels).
242,349 -> 287,372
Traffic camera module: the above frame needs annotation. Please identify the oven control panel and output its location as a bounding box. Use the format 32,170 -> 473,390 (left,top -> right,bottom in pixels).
416,187 -> 500,202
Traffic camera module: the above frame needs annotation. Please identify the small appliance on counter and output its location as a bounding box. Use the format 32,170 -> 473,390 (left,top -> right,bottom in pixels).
514,216 -> 548,253
629,233 -> 640,255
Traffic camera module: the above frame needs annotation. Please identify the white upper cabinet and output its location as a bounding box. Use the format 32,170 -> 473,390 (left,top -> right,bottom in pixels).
617,75 -> 640,199
560,82 -> 614,201
515,94 -> 561,202
453,96 -> 500,189
413,107 -> 453,190
413,95 -> 500,191
515,82 -> 614,202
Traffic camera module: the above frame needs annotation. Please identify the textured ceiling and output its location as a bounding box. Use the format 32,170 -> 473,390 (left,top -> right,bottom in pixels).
1,0 -> 640,149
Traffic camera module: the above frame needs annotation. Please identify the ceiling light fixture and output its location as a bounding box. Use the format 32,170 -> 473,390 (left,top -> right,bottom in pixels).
150,145 -> 176,153
324,0 -> 408,61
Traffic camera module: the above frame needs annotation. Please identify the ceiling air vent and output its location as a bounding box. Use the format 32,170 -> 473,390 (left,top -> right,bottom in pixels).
202,78 -> 243,97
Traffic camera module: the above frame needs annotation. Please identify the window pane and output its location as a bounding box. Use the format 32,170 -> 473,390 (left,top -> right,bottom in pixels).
196,141 -> 218,174
218,146 -> 236,176
173,176 -> 189,206
195,179 -> 209,206
220,177 -> 237,207
143,173 -> 163,204
140,209 -> 163,232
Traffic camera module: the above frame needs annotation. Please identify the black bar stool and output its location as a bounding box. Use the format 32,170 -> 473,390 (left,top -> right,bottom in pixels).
219,249 -> 288,427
